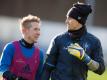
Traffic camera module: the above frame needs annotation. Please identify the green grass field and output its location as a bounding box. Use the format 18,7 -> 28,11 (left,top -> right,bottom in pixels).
88,69 -> 107,80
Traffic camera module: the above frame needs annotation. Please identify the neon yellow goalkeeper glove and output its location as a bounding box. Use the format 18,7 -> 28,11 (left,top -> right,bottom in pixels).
68,43 -> 92,65
68,43 -> 85,60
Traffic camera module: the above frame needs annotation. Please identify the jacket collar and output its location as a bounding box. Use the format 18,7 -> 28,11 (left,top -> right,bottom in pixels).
67,25 -> 87,40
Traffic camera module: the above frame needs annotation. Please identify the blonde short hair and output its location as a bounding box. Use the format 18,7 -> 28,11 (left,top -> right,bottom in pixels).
20,14 -> 40,28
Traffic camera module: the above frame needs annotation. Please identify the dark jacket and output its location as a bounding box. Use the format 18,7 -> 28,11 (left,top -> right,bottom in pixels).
41,27 -> 105,80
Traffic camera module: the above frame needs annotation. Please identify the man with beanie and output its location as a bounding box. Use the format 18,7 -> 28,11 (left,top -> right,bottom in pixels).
41,2 -> 105,80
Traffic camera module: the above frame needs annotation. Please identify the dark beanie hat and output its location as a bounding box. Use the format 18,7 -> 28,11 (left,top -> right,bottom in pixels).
66,2 -> 92,25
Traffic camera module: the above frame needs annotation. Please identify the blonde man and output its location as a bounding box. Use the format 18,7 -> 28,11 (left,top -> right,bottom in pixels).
0,14 -> 44,80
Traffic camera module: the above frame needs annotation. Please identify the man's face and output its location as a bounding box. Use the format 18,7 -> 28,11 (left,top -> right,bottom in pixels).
23,22 -> 40,43
65,17 -> 82,31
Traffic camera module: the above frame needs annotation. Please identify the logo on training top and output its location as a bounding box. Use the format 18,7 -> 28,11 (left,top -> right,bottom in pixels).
84,42 -> 89,51
22,64 -> 31,73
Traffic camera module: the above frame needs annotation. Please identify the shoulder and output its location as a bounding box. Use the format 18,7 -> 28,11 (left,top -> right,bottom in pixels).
85,32 -> 101,46
35,48 -> 45,57
1,41 -> 16,60
2,41 -> 20,54
3,42 -> 15,51
52,32 -> 67,42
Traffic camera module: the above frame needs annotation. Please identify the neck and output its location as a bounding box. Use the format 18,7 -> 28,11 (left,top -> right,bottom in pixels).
19,38 -> 34,48
68,25 -> 86,39
23,37 -> 33,44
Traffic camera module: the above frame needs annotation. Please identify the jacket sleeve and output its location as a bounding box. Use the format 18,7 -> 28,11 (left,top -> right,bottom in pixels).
91,39 -> 105,75
0,43 -> 15,78
41,36 -> 59,80
0,43 -> 14,73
